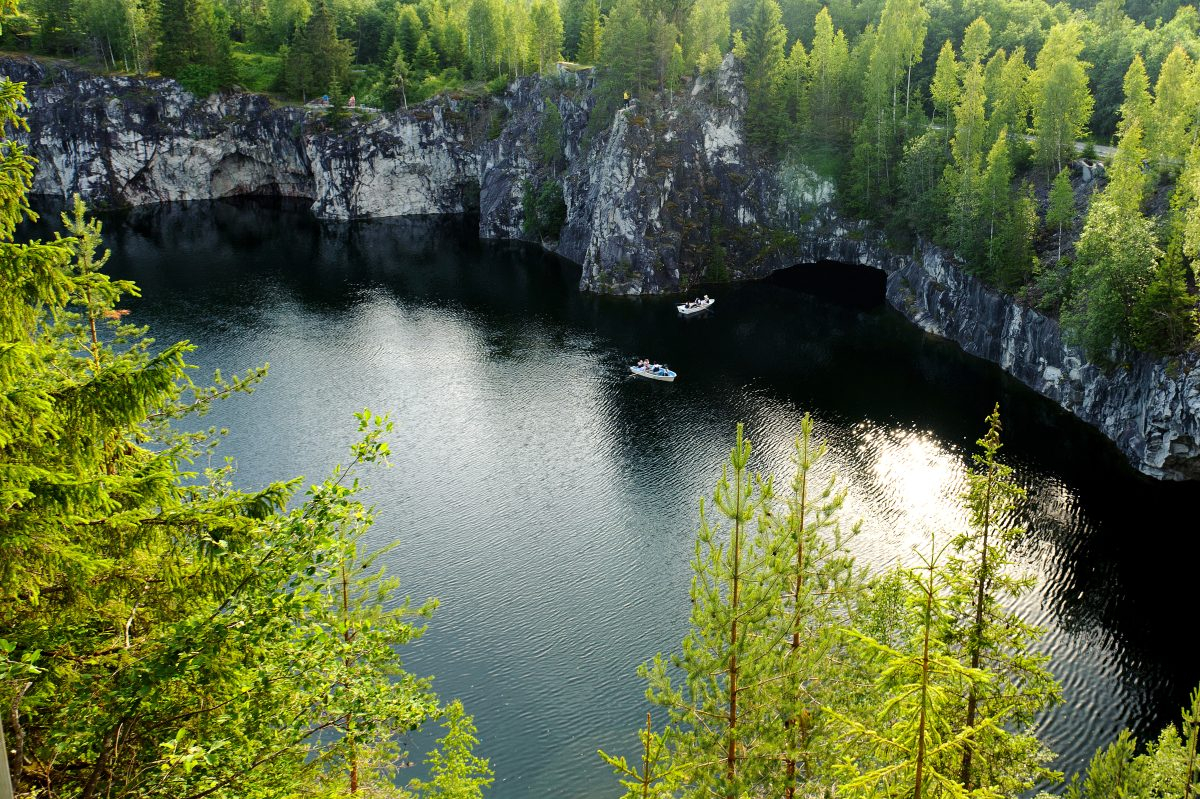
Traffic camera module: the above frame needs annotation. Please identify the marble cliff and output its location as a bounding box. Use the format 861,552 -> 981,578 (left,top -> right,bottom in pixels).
3,55 -> 1197,480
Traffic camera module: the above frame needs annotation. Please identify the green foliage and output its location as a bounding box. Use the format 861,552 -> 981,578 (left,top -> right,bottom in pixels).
408,701 -> 494,799
598,713 -> 683,798
157,0 -> 236,88
232,44 -> 284,92
0,69 -> 484,799
740,0 -> 787,151
835,539 -> 985,799
1064,198 -> 1162,363
898,130 -> 949,238
1030,22 -> 1093,175
930,40 -> 959,137
521,178 -> 567,239
804,7 -> 850,143
177,62 -> 224,95
283,0 -> 352,99
945,406 -> 1059,793
1147,46 -> 1194,174
1132,226 -> 1197,356
639,423 -> 781,797
767,414 -> 862,795
325,74 -> 350,127
611,412 -> 1058,799
596,0 -> 653,109
7,0 -> 1200,359
1057,682 -> 1200,799
537,99 -> 564,170
528,0 -> 563,73
1045,166 -> 1076,260
575,0 -> 601,64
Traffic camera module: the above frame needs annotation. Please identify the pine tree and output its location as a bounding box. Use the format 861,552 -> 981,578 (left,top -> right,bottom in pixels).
648,13 -> 682,90
284,0 -> 353,99
595,0 -> 652,109
413,33 -> 440,78
948,406 -> 1059,794
1,61 -> 486,799
640,424 -> 781,798
768,415 -> 861,799
740,0 -> 788,151
599,713 -> 683,798
155,0 -> 235,88
408,701 -> 494,799
1063,731 -> 1146,799
529,0 -> 563,72
394,3 -> 424,60
1061,681 -> 1200,799
576,0 -> 600,63
1132,225 -> 1196,356
537,99 -> 564,171
834,539 -> 985,799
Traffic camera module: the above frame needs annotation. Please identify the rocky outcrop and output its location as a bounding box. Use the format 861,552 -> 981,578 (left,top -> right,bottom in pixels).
3,54 -> 1198,480
483,59 -> 832,294
3,58 -> 480,218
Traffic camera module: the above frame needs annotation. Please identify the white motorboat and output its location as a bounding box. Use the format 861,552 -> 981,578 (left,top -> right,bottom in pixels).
630,364 -> 677,382
677,296 -> 715,315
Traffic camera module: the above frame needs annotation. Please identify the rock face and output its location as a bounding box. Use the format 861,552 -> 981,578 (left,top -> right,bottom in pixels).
890,249 -> 1200,481
4,58 -> 480,218
4,55 -> 1198,480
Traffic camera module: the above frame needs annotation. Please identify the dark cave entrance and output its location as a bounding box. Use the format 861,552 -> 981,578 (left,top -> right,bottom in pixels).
766,259 -> 887,309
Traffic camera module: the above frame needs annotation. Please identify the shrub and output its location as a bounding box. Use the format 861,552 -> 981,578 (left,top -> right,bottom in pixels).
522,179 -> 567,239
177,64 -> 222,97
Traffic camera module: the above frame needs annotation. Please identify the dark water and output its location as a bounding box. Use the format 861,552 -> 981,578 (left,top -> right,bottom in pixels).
41,199 -> 1199,797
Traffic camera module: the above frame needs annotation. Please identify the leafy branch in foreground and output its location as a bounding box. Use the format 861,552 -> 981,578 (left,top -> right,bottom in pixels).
1,70 -> 485,799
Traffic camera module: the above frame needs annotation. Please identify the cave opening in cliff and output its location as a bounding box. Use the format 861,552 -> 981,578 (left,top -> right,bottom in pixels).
767,260 -> 886,309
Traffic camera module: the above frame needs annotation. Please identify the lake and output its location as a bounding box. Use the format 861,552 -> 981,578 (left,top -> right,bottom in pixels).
65,198 -> 1200,797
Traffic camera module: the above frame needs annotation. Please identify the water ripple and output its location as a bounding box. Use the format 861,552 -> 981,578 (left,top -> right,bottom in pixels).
73,201 -> 1200,799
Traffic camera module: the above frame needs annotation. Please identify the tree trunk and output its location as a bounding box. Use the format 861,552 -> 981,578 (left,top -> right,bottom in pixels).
726,463 -> 744,799
914,549 -> 935,799
784,434 -> 810,799
960,451 -> 995,789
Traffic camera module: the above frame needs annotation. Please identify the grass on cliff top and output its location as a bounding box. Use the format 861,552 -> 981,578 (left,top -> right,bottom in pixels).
232,44 -> 282,94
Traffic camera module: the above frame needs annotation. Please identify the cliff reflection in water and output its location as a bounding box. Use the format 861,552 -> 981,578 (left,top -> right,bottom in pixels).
36,198 -> 1200,798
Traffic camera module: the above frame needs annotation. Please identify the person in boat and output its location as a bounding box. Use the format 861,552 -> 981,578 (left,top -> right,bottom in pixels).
703,294 -> 709,301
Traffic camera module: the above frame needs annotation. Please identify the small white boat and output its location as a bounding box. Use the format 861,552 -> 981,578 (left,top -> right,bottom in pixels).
677,296 -> 715,315
630,364 -> 677,382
